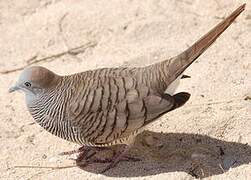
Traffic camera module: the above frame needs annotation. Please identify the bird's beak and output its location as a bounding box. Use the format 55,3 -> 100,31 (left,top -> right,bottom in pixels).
8,85 -> 19,93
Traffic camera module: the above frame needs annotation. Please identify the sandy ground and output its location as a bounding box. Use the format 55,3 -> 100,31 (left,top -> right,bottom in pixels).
0,0 -> 250,179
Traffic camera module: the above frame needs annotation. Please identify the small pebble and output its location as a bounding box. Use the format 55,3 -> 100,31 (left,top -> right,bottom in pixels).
42,154 -> 47,159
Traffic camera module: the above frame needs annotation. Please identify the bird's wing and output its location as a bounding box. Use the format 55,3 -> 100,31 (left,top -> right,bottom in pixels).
67,75 -> 187,145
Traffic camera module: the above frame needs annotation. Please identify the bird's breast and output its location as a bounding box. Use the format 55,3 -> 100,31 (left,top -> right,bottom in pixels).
26,92 -> 84,144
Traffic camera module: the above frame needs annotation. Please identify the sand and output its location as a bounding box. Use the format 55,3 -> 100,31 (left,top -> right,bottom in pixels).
0,0 -> 250,179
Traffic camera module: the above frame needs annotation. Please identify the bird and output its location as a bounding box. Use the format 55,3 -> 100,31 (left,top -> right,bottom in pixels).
9,4 -> 245,172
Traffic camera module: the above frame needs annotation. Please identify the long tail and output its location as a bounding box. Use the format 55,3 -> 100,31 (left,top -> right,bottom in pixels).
160,4 -> 245,86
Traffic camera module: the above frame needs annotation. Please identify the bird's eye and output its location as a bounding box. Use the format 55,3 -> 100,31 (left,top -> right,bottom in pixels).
24,82 -> 31,87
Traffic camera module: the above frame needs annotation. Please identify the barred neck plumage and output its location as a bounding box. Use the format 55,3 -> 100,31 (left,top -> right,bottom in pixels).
26,76 -> 82,143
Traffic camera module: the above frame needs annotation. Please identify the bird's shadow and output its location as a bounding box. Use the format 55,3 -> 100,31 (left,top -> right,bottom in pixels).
77,130 -> 251,178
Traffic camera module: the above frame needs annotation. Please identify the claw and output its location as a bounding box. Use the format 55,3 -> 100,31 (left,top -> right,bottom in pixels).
60,145 -> 139,172
58,149 -> 80,156
59,146 -> 88,156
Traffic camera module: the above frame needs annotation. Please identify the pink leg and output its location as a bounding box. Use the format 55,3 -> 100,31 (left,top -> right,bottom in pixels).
59,146 -> 111,161
74,145 -> 140,172
100,144 -> 140,173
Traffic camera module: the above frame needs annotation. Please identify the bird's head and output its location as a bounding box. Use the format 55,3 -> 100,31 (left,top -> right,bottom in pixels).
9,66 -> 59,98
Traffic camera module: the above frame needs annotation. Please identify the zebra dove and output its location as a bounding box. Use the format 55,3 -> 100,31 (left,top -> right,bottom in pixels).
9,4 -> 245,172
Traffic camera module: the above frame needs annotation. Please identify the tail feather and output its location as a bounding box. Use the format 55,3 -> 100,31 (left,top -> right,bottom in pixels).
165,4 -> 245,84
172,92 -> 191,110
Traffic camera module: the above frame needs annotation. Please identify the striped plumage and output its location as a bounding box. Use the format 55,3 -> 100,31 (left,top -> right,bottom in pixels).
9,4 -> 245,166
27,67 -> 177,146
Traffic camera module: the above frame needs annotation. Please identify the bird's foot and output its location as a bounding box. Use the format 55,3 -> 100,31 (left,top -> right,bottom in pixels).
76,151 -> 140,173
99,145 -> 140,173
75,145 -> 140,173
59,146 -> 111,162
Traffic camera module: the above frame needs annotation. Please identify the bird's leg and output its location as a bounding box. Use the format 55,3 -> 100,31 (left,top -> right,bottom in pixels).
76,146 -> 116,162
100,144 -> 140,173
75,146 -> 95,162
59,146 -> 110,162
76,145 -> 140,171
75,146 -> 116,167
83,146 -> 132,162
